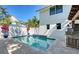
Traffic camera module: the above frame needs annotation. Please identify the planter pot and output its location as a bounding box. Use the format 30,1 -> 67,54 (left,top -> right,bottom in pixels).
4,35 -> 8,38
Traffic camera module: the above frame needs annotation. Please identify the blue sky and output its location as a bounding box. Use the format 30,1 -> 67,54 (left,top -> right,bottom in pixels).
2,5 -> 44,22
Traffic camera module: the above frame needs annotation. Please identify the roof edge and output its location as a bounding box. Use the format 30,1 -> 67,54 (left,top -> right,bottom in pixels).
36,5 -> 54,12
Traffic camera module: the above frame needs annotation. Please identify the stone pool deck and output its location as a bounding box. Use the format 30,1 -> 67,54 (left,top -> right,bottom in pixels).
0,31 -> 79,54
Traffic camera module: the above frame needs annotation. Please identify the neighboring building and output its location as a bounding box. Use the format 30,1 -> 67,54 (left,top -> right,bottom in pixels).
10,16 -> 19,22
9,16 -> 27,37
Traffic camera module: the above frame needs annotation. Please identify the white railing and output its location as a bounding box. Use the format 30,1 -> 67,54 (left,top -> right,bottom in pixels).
60,20 -> 72,31
61,20 -> 69,26
45,20 -> 70,37
45,24 -> 56,36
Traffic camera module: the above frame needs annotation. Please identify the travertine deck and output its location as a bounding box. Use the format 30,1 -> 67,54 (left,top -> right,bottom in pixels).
0,38 -> 47,54
48,30 -> 79,54
0,31 -> 79,54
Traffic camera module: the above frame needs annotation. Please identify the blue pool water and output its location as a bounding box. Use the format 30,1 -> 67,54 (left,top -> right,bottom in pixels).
13,35 -> 55,50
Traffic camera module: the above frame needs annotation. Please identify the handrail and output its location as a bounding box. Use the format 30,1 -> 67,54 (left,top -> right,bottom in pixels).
45,24 -> 56,36
45,20 -> 69,37
60,20 -> 72,31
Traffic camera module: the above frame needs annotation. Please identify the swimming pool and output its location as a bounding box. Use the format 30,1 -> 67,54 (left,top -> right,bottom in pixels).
13,35 -> 55,50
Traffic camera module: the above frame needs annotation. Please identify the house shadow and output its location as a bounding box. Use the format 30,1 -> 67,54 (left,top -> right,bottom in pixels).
0,39 -> 46,54
11,43 -> 46,54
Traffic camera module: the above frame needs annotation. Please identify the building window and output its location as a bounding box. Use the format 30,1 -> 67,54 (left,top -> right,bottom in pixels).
46,24 -> 50,30
50,5 -> 63,15
56,5 -> 63,14
50,6 -> 55,15
56,23 -> 61,29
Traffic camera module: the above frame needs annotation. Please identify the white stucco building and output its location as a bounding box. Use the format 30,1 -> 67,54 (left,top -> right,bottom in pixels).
37,5 -> 71,25
37,5 -> 73,39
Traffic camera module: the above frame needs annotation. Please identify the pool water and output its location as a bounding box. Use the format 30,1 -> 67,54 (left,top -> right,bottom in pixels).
13,35 -> 55,50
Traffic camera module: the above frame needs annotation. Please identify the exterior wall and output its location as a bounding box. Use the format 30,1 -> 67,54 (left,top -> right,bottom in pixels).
39,5 -> 72,25
28,26 -> 47,35
38,5 -> 72,38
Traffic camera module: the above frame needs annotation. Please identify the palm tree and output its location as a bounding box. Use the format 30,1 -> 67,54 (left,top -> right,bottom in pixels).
0,6 -> 8,17
32,16 -> 39,28
32,16 -> 39,34
27,16 -> 40,34
0,15 -> 12,26
27,16 -> 39,28
4,16 -> 12,25
27,19 -> 32,27
0,6 -> 11,25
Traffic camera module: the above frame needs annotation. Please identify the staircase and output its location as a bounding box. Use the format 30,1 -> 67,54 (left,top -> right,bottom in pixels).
44,20 -> 72,37
44,24 -> 56,36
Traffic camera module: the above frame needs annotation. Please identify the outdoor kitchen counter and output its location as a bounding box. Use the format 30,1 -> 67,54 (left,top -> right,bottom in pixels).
67,34 -> 79,39
66,32 -> 79,48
